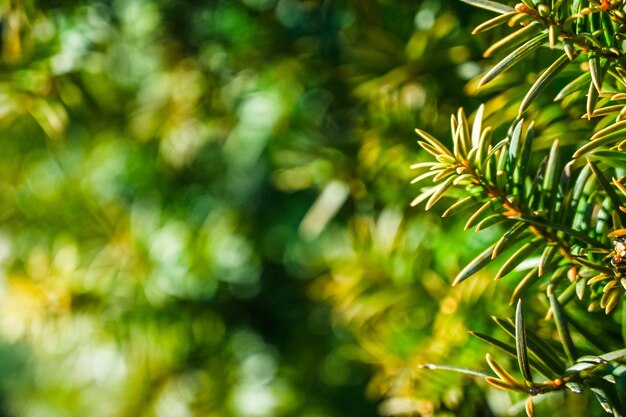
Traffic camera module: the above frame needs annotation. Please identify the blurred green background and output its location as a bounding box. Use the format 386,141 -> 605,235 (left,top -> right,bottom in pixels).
0,0 -> 549,416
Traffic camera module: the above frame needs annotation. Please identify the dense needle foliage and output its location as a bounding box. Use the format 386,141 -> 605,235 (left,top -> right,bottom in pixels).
412,0 -> 626,416
5,0 -> 626,416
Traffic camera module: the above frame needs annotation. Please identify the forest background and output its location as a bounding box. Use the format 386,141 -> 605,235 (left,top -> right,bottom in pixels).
0,0 -> 580,416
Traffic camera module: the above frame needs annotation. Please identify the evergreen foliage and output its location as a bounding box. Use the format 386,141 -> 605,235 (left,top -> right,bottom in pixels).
8,1 -> 626,416
412,0 -> 626,415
